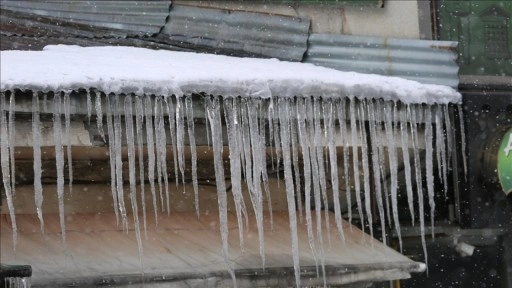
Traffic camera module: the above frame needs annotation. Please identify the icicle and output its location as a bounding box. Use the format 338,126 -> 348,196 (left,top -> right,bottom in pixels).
400,104 -> 415,225
375,101 -> 392,228
95,91 -> 106,142
272,97 -> 282,182
155,97 -> 170,214
290,106 -> 303,224
159,98 -> 171,215
114,94 -> 128,231
424,106 -> 435,238
267,100 -> 275,171
296,97 -> 319,270
367,100 -> 386,245
248,98 -> 268,266
258,102 -> 273,231
8,93 -> 15,198
175,97 -> 186,183
63,92 -> 72,194
314,98 -> 331,246
349,97 -> 364,234
384,100 -> 401,251
144,96 -> 159,224
435,105 -> 448,197
33,94 -> 44,233
185,96 -> 199,218
106,95 -> 120,225
53,92 -> 66,244
1,92 -> 17,249
125,95 -> 144,262
165,98 -> 179,187
135,96 -> 147,236
358,99 -> 373,241
224,97 -> 247,252
336,99 -> 353,228
306,97 -> 326,282
206,96 -> 236,285
278,98 -> 301,288
410,104 -> 428,269
241,98 -> 265,268
457,104 -> 468,179
325,99 -> 345,242
443,105 -> 453,168
86,90 -> 92,124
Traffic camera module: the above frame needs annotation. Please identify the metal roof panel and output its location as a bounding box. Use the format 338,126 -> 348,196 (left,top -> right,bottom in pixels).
304,33 -> 459,88
162,5 -> 310,61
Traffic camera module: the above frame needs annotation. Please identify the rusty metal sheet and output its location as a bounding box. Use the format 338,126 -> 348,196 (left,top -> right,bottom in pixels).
0,0 -> 171,36
162,5 -> 310,61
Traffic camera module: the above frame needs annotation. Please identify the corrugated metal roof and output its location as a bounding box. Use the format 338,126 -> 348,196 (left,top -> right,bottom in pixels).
304,34 -> 459,88
0,0 -> 171,36
162,5 -> 310,61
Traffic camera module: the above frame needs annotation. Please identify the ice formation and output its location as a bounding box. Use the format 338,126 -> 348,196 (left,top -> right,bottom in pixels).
0,46 -> 465,287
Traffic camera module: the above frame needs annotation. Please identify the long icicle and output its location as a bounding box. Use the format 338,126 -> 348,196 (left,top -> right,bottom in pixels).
384,100 -> 402,251
306,97 -> 326,282
106,95 -> 120,225
336,99 -> 353,228
135,96 -> 148,237
435,105 -> 448,197
114,94 -> 128,231
53,92 -> 66,244
349,97 -> 364,234
400,104 -> 415,225
246,98 -> 266,268
185,95 -> 200,218
314,98 -> 331,246
63,92 -> 73,195
410,104 -> 428,270
278,97 -> 301,288
325,99 -> 345,242
224,97 -> 246,252
367,99 -> 386,245
8,94 -> 15,198
33,93 -> 44,233
424,105 -> 435,238
206,96 -> 236,285
296,97 -> 319,272
1,92 -> 17,249
125,95 -> 144,265
358,99 -> 373,241
145,96 -> 159,225
165,98 -> 179,187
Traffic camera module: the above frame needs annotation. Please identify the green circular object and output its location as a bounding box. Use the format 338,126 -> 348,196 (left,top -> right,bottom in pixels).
498,127 -> 512,195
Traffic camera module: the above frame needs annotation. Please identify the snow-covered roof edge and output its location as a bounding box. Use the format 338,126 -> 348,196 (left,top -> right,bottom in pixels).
0,45 -> 461,105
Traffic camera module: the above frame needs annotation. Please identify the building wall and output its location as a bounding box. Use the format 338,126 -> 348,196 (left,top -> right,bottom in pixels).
173,0 -> 422,39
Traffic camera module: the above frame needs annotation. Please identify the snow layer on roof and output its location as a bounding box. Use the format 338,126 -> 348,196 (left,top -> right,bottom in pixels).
0,45 -> 461,104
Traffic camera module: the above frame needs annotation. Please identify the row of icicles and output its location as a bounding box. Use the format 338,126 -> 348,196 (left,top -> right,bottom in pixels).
0,90 -> 466,287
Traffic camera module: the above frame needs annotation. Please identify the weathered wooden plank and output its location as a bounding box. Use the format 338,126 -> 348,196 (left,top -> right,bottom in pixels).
1,212 -> 423,287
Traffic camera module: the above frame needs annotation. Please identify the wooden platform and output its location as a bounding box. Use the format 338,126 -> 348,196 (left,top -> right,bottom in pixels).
1,212 -> 424,287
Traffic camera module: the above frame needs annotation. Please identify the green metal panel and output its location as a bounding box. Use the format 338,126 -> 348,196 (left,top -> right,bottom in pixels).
438,0 -> 512,76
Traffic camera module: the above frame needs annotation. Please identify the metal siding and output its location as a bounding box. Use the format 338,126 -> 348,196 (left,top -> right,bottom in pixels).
304,34 -> 459,88
0,0 -> 171,36
162,5 -> 310,61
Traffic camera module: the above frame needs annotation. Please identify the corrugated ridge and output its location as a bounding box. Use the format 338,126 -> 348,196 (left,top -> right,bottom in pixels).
162,5 -> 310,61
0,0 -> 171,36
304,33 -> 459,87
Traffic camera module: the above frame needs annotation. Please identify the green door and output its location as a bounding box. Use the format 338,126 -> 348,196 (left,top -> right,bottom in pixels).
437,1 -> 512,76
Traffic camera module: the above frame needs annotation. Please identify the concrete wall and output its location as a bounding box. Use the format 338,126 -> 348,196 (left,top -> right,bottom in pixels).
173,0 -> 422,39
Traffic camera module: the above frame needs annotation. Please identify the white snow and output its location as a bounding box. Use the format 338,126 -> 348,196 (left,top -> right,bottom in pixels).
0,45 -> 460,104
